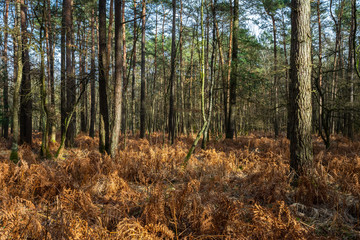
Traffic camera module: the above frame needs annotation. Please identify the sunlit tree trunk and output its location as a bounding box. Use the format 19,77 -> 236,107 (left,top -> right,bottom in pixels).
2,0 -> 9,139
10,0 -> 23,162
289,0 -> 313,183
110,0 -> 123,157
46,0 -> 56,142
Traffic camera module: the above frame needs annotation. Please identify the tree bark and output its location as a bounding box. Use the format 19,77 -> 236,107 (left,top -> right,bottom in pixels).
140,0 -> 146,138
89,9 -> 96,138
168,0 -> 176,144
270,14 -> 279,138
99,0 -> 110,153
110,0 -> 123,157
131,0 -> 137,135
289,0 -> 313,182
10,0 -> 23,163
61,0 -> 67,139
121,0 -> 128,135
346,0 -> 356,139
2,0 -> 9,139
20,0 -> 32,145
226,0 -> 238,139
47,0 -> 56,142
64,0 -> 75,147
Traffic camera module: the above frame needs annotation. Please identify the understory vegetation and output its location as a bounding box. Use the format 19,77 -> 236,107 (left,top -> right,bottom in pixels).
0,133 -> 359,239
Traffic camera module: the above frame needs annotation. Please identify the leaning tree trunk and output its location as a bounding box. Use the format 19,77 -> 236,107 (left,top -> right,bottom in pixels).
289,0 -> 313,183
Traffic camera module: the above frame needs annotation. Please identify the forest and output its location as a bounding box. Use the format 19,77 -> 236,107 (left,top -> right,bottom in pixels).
0,0 -> 360,239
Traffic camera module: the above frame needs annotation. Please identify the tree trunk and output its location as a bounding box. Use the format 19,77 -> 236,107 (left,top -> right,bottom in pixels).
47,0 -> 56,142
131,0 -> 137,135
289,0 -> 313,182
179,0 -> 186,136
20,0 -> 32,145
168,0 -> 176,144
121,0 -> 128,135
140,0 -> 146,138
39,12 -> 50,158
2,0 -> 9,139
226,0 -> 238,139
89,9 -> 96,138
63,0 -> 75,147
99,0 -> 110,153
61,0 -> 66,139
346,0 -> 356,140
184,0 -> 208,166
110,0 -> 123,157
270,15 -> 279,138
10,0 -> 23,163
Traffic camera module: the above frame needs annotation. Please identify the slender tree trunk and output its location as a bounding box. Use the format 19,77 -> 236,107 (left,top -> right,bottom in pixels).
78,22 -> 87,133
89,9 -> 96,138
140,0 -> 146,138
346,0 -> 356,139
99,0 -> 110,153
2,0 -> 9,139
121,0 -> 128,135
179,0 -> 186,136
316,0 -> 329,148
64,0 -> 75,147
20,0 -> 32,145
226,0 -> 238,139
40,12 -> 50,158
110,0 -> 123,157
61,0 -> 67,139
47,0 -> 56,142
270,15 -> 279,138
289,0 -> 313,182
10,0 -> 23,162
202,1 -> 217,149
188,29 -> 195,135
281,11 -> 291,139
131,0 -> 137,135
162,4 -> 168,142
184,0 -> 208,165
168,0 -> 176,144
329,0 -> 344,134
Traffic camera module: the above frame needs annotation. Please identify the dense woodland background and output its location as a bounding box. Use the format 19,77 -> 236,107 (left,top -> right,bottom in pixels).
1,0 -> 359,152
0,0 -> 360,239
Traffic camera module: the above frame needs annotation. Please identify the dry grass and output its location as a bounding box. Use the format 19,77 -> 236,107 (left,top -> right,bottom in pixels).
0,132 -> 359,239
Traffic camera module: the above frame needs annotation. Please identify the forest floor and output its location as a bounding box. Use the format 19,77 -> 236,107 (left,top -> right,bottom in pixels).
0,132 -> 359,239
